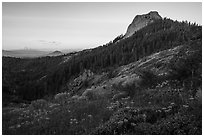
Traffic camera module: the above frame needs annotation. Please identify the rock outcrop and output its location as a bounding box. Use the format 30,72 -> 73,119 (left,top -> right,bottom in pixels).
124,11 -> 162,38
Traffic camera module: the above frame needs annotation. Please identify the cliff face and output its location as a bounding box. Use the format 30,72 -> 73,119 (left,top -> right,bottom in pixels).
124,11 -> 162,38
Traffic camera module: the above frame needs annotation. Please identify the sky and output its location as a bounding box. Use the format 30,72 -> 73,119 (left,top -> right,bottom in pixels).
2,2 -> 202,50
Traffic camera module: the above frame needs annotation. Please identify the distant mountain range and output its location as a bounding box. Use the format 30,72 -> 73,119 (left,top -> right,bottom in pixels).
47,50 -> 64,56
2,49 -> 79,58
2,49 -> 49,58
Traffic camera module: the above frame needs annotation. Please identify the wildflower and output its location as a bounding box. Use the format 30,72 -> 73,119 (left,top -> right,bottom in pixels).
9,126 -> 15,129
131,123 -> 136,126
168,106 -> 172,109
183,105 -> 189,108
170,102 -> 175,105
124,119 -> 128,122
133,109 -> 138,112
157,110 -> 162,113
126,106 -> 130,109
115,101 -> 119,104
49,103 -> 60,108
162,107 -> 167,110
16,124 -> 21,128
25,121 -> 30,125
118,121 -> 123,126
142,114 -> 147,122
165,109 -> 171,113
130,101 -> 134,104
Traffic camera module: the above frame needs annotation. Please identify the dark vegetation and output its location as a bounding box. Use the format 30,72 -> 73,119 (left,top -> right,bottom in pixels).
2,17 -> 202,135
3,56 -> 63,104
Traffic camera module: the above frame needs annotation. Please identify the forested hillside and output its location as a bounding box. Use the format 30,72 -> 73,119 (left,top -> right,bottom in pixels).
3,18 -> 200,102
2,15 -> 202,134
3,55 -> 65,103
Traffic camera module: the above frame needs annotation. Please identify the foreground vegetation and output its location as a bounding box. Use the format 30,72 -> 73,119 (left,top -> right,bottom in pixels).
2,38 -> 202,134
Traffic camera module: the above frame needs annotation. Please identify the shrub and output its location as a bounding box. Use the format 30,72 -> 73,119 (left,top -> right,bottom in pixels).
112,92 -> 128,101
139,70 -> 158,88
54,92 -> 70,104
68,99 -> 113,134
107,67 -> 117,78
82,79 -> 89,88
82,89 -> 98,100
195,87 -> 202,103
30,99 -> 48,110
112,74 -> 142,98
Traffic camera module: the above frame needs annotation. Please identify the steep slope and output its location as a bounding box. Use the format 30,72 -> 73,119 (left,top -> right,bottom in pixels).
2,16 -> 201,102
64,39 -> 201,102
2,39 -> 202,135
124,11 -> 162,38
44,18 -> 201,96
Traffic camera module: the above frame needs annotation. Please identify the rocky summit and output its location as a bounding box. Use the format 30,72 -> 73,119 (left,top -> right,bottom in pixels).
124,11 -> 162,38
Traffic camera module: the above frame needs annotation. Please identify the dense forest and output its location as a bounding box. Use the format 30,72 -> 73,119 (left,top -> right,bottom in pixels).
2,18 -> 201,103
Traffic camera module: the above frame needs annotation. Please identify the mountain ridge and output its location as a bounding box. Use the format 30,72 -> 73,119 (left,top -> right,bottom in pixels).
47,50 -> 63,56
2,49 -> 50,58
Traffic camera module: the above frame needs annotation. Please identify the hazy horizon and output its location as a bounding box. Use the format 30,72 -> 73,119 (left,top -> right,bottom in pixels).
3,2 -> 202,50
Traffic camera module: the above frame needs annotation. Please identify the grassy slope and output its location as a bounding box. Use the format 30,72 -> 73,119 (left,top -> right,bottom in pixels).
2,39 -> 202,135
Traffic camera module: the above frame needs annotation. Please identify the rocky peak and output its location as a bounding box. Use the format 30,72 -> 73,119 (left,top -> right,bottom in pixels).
124,11 -> 162,38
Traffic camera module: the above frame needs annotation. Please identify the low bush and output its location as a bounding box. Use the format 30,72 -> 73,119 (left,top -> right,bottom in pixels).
54,92 -> 71,104
82,89 -> 98,100
30,99 -> 48,110
139,69 -> 158,89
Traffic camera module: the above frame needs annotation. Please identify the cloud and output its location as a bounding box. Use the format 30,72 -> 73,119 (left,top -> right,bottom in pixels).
37,40 -> 61,46
38,40 -> 46,42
